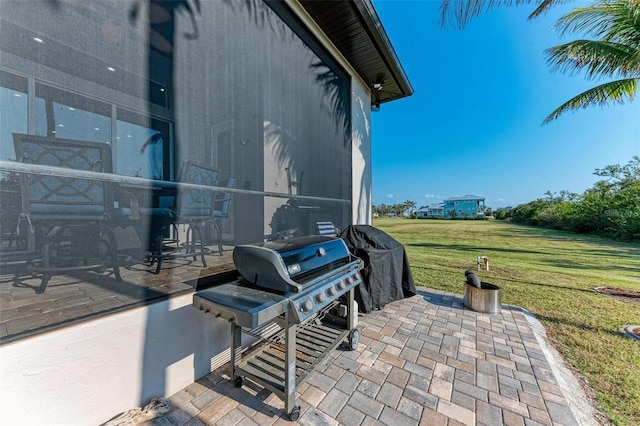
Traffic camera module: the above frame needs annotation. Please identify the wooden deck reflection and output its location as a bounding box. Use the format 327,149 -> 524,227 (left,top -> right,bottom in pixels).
0,246 -> 236,343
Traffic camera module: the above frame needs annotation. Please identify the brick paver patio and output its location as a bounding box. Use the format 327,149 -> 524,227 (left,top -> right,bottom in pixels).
128,287 -> 594,426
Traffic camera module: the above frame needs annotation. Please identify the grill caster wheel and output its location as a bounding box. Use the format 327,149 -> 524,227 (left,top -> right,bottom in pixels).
348,329 -> 359,351
234,376 -> 244,388
288,406 -> 300,421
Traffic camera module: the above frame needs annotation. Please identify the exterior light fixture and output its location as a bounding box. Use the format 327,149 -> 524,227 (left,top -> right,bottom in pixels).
107,67 -> 116,72
33,37 -> 43,43
372,74 -> 385,91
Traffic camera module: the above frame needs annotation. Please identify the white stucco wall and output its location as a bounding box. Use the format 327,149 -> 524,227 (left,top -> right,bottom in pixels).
0,294 -> 229,425
351,81 -> 373,225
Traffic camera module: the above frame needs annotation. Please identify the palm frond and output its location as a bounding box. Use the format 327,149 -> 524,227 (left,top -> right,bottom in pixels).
542,78 -> 638,124
439,0 -> 516,29
529,0 -> 572,19
554,1 -> 640,44
546,39 -> 640,79
440,0 -> 570,28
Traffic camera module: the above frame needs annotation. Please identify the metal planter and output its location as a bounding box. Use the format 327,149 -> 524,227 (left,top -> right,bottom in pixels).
463,282 -> 501,314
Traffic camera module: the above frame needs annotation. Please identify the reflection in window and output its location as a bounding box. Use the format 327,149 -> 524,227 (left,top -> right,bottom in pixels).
0,72 -> 27,257
0,71 -> 28,161
116,110 -> 171,180
35,84 -> 111,143
0,0 -> 353,344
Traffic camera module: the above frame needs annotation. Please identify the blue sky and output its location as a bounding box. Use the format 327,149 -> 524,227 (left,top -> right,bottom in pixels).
370,0 -> 640,209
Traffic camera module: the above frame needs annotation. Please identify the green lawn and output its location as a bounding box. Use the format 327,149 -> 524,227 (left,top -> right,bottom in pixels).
373,218 -> 640,426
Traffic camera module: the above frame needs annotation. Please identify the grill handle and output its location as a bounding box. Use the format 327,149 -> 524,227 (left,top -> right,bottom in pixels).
233,245 -> 304,293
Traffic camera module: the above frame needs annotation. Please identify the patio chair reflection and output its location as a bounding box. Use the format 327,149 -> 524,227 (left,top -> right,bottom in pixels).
12,133 -> 131,294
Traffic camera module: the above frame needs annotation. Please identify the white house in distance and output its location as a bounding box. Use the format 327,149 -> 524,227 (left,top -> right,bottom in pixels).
416,195 -> 486,218
0,1 -> 413,424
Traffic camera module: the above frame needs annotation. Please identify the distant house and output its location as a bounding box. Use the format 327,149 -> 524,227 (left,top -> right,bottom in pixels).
417,195 -> 485,219
416,204 -> 444,218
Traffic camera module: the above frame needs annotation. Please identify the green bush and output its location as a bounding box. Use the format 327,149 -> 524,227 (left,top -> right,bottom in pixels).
502,157 -> 639,242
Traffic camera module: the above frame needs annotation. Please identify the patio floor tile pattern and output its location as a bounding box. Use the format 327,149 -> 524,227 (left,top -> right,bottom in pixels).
143,287 -> 586,426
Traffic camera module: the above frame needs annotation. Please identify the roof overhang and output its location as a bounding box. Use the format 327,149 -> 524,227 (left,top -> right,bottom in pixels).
298,0 -> 414,105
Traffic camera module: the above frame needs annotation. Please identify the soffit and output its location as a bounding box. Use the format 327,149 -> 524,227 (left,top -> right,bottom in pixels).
298,0 -> 414,105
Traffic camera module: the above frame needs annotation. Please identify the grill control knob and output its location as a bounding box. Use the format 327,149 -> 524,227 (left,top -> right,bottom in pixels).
346,275 -> 355,284
315,292 -> 326,303
327,286 -> 337,296
301,300 -> 313,312
336,280 -> 346,290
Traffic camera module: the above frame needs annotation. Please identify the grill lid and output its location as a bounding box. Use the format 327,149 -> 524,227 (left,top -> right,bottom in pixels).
233,235 -> 351,293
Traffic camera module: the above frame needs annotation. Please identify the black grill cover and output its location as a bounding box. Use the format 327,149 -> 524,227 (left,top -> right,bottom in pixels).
340,225 -> 416,313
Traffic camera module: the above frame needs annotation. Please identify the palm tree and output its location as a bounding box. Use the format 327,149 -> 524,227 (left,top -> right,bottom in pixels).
542,0 -> 639,123
440,0 -> 640,124
403,200 -> 417,216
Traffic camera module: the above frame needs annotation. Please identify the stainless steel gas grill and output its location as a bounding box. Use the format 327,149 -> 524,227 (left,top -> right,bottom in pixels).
193,235 -> 362,420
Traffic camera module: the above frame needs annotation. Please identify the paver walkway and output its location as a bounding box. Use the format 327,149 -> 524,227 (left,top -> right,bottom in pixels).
143,287 -> 596,426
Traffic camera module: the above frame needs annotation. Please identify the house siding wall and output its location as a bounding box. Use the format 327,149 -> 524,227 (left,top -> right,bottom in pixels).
458,200 -> 476,216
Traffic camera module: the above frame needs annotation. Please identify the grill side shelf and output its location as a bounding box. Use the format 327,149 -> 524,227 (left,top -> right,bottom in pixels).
193,281 -> 288,328
236,322 -> 348,397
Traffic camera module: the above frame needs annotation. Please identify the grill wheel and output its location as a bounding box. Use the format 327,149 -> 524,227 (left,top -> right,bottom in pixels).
289,406 -> 300,421
348,329 -> 359,351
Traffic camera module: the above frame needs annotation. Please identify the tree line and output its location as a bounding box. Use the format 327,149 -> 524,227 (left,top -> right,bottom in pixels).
373,157 -> 638,242
373,200 -> 416,218
495,157 -> 640,242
